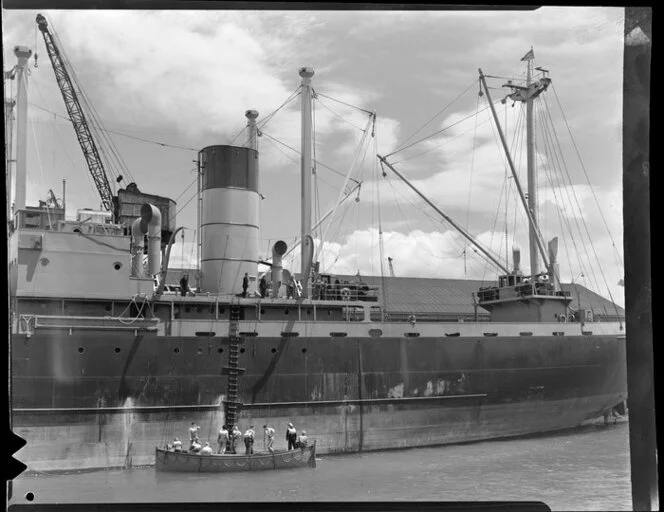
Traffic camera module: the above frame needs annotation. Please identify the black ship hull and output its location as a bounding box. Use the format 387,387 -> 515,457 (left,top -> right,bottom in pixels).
12,327 -> 626,471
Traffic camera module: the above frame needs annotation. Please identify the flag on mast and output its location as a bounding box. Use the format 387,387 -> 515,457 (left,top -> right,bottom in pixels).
520,48 -> 535,61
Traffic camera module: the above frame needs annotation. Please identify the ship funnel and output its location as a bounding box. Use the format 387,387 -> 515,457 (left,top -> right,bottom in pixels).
271,240 -> 287,298
131,217 -> 147,277
141,203 -> 162,276
199,145 -> 260,295
512,248 -> 521,273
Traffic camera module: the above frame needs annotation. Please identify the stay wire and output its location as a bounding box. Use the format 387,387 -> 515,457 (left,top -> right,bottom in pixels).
392,79 -> 479,155
386,102 -> 495,159
538,97 -> 603,293
550,84 -> 624,268
314,91 -> 373,116
315,95 -> 366,132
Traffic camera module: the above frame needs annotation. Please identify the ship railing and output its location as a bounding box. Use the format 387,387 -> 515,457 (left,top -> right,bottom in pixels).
477,282 -> 570,303
383,312 -> 491,323
310,282 -> 380,302
17,314 -> 160,334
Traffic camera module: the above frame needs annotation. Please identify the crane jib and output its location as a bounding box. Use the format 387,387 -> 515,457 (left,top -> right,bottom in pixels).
36,13 -> 116,216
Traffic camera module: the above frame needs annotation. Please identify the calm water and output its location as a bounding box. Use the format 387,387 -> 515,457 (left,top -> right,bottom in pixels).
10,422 -> 632,510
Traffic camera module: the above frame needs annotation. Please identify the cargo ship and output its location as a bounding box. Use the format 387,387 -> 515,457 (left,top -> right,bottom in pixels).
7,19 -> 626,472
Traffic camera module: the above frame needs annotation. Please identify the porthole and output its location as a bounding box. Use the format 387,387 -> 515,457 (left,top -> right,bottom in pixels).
271,348 -> 277,354
306,309 -> 311,315
197,348 -> 203,355
240,348 -> 246,354
284,309 -> 289,315
174,347 -> 180,354
78,347 -> 84,353
40,257 -> 49,266
114,347 -> 121,353
301,348 -> 307,354
105,304 -> 112,312
196,306 -> 202,313
260,309 -> 265,314
218,348 -> 224,353
113,261 -> 122,271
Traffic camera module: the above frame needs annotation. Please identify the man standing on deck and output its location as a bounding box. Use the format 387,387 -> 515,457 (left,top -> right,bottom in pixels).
188,422 -> 200,443
244,425 -> 256,454
242,273 -> 249,297
286,422 -> 297,450
259,276 -> 267,298
180,275 -> 189,297
263,424 -> 275,453
217,424 -> 229,454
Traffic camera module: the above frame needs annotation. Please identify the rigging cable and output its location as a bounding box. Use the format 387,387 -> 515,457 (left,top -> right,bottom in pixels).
385,102 -> 496,159
550,84 -> 624,268
256,85 -> 302,132
315,95 -> 366,132
537,99 -> 618,312
392,79 -> 479,155
260,130 -> 359,183
535,101 -> 594,292
314,91 -> 373,115
537,97 -> 603,295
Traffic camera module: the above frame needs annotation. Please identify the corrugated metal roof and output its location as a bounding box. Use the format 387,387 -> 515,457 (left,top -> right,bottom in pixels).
165,268 -> 624,318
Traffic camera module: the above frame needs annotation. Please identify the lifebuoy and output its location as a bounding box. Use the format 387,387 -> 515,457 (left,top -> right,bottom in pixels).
341,287 -> 351,301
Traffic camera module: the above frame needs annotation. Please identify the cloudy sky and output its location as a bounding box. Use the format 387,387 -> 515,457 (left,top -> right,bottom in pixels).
3,7 -> 625,306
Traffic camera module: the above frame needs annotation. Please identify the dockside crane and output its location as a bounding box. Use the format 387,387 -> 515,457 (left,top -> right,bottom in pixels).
35,13 -> 176,250
36,13 -> 116,217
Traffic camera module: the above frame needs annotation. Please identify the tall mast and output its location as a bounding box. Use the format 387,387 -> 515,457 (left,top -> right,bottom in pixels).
478,65 -> 550,272
4,81 -> 16,222
299,67 -> 314,298
13,46 -> 32,215
245,109 -> 259,151
525,50 -> 539,276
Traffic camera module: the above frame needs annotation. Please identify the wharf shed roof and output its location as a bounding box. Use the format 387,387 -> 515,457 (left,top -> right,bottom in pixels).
333,275 -> 623,317
166,268 -> 624,317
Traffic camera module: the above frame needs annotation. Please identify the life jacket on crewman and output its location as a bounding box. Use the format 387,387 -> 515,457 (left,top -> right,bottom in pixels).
172,439 -> 182,452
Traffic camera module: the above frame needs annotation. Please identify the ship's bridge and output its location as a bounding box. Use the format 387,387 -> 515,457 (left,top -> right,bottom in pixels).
477,273 -> 572,323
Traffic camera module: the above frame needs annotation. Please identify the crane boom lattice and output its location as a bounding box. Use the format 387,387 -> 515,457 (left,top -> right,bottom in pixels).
36,14 -> 115,214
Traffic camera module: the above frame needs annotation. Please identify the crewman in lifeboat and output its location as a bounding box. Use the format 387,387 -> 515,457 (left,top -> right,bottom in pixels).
200,442 -> 213,455
243,425 -> 256,454
297,430 -> 308,449
286,422 -> 297,450
263,424 -> 276,453
172,437 -> 182,452
191,437 -> 202,453
217,424 -> 229,454
230,425 -> 242,454
188,422 -> 200,442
